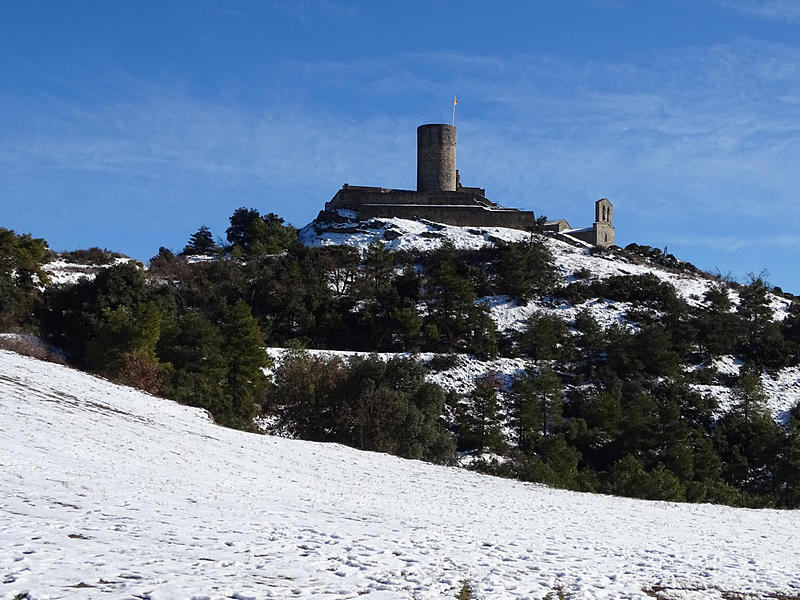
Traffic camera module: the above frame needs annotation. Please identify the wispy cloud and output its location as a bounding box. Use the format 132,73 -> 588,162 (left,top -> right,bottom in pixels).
717,0 -> 800,22
283,43 -> 800,223
670,234 -> 800,252
3,40 -> 800,254
272,0 -> 359,23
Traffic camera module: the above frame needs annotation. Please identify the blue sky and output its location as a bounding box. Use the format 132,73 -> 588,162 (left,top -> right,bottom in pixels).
2,0 -> 800,291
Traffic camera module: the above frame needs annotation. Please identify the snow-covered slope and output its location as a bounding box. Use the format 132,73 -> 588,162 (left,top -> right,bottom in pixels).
1,349 -> 798,600
300,216 -> 791,318
43,256 -> 135,286
299,216 -> 800,426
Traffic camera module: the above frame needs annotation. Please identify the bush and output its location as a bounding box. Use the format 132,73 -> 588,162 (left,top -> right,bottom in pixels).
622,243 -> 700,274
572,267 -> 592,280
428,353 -> 460,372
495,237 -> 559,301
59,247 -> 120,265
0,335 -> 64,364
268,351 -> 455,462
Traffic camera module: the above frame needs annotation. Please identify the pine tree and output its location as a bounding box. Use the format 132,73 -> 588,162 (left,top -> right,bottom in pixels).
715,368 -> 783,501
426,241 -> 476,350
735,275 -> 790,369
182,225 -> 218,256
158,311 -> 229,416
511,366 -> 564,452
85,302 -> 164,393
574,309 -> 603,375
518,313 -> 571,362
220,299 -> 271,429
226,207 -> 261,247
361,241 -> 394,298
782,408 -> 800,507
456,372 -> 505,453
696,285 -> 737,359
0,228 -> 49,328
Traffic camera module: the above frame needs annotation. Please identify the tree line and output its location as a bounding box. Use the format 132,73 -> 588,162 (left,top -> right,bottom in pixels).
1,208 -> 799,508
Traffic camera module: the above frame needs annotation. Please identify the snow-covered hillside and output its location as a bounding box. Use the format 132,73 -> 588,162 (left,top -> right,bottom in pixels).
299,216 -> 799,425
300,215 -> 790,318
43,256 -> 135,286
263,348 -> 800,427
1,349 -> 798,600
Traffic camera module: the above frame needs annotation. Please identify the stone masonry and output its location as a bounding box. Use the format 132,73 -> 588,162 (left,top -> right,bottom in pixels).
321,123 -> 615,247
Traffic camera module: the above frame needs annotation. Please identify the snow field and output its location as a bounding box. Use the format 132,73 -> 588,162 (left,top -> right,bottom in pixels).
2,349 -> 799,599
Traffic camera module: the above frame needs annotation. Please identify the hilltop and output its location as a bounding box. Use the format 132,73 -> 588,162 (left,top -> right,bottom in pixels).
3,211 -> 800,509
299,213 -> 798,420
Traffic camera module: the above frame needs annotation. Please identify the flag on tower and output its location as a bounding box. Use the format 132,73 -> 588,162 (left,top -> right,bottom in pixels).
453,96 -> 458,106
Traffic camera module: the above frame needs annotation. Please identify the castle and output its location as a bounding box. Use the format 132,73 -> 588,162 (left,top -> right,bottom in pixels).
322,124 -> 615,247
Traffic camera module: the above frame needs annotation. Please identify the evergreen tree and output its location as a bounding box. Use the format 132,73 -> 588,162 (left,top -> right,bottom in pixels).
226,207 -> 261,247
510,366 -> 564,452
220,299 -> 271,429
517,435 -> 581,490
0,228 -> 49,328
157,311 -> 229,417
574,309 -> 604,375
226,208 -> 297,257
696,285 -> 737,359
518,312 -> 571,362
269,348 -> 345,441
782,407 -> 800,507
426,241 -> 476,349
456,372 -> 505,453
424,241 -> 498,356
269,353 -> 454,462
361,241 -> 394,298
85,302 -> 164,393
618,388 -> 659,458
735,275 -> 790,369
496,237 -> 558,302
714,368 -> 783,502
182,225 -> 218,256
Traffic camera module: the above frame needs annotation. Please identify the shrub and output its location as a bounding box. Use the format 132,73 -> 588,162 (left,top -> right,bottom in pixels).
428,353 -> 460,372
572,267 -> 592,280
117,351 -> 164,395
622,242 -> 700,274
456,581 -> 475,600
59,247 -> 119,265
268,351 -> 455,462
0,335 -> 64,364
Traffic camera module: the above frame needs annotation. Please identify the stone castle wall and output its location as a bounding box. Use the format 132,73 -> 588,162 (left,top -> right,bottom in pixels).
327,186 -> 498,210
326,186 -> 536,230
319,123 -> 615,244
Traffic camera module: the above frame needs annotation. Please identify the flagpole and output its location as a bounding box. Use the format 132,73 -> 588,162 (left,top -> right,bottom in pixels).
452,97 -> 456,126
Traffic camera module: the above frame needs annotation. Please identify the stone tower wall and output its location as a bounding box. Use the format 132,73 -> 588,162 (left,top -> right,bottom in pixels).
595,198 -> 613,223
593,221 -> 615,247
417,124 -> 457,192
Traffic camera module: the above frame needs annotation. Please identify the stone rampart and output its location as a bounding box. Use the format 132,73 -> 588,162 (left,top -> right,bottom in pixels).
325,186 -> 534,231
327,186 -> 498,210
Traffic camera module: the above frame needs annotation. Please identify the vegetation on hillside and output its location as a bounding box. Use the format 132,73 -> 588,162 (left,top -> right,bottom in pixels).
2,209 -> 800,508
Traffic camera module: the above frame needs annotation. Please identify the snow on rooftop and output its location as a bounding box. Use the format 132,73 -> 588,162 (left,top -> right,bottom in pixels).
2,349 -> 799,599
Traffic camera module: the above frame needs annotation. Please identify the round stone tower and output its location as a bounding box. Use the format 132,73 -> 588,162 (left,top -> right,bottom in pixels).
416,124 -> 457,193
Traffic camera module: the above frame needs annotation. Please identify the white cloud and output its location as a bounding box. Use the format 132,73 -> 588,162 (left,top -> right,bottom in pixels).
3,40 -> 800,241
717,0 -> 800,21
